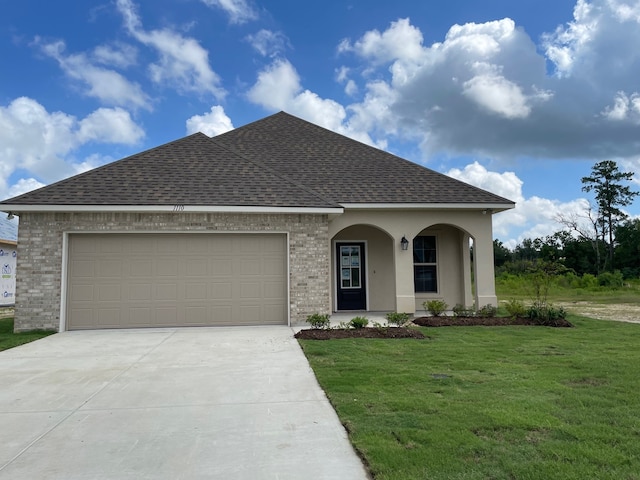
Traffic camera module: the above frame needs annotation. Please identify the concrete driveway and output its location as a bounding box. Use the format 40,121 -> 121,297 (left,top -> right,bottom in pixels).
0,327 -> 369,480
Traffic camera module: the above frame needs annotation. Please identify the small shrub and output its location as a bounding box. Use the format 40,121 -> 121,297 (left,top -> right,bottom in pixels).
349,316 -> 369,329
504,299 -> 526,319
306,313 -> 331,329
334,321 -> 350,330
478,304 -> 497,318
598,270 -> 624,288
452,304 -> 475,317
385,312 -> 410,327
579,274 -> 599,289
423,300 -> 448,316
527,302 -> 567,326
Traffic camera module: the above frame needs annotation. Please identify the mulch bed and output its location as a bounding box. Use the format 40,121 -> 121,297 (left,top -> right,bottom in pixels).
413,316 -> 573,328
295,327 -> 427,340
295,317 -> 574,339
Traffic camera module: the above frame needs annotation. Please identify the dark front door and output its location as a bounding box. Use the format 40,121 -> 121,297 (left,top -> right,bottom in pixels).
336,242 -> 366,310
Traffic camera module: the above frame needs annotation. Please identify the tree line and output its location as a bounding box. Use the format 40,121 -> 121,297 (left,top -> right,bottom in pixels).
494,160 -> 639,279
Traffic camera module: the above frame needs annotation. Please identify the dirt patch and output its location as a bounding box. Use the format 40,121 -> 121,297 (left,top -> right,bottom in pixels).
557,302 -> 640,324
295,327 -> 427,340
413,316 -> 573,328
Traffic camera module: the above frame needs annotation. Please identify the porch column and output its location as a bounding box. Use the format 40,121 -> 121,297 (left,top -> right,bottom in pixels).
460,232 -> 474,308
393,235 -> 416,314
474,236 -> 498,307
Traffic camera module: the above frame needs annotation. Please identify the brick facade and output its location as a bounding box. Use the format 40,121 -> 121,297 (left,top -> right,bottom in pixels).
14,211 -> 330,332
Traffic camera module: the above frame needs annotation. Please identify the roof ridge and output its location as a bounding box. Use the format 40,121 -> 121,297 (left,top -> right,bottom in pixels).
205,134 -> 341,208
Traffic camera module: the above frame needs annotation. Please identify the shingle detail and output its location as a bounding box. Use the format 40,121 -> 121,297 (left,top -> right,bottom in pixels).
1,112 -> 514,207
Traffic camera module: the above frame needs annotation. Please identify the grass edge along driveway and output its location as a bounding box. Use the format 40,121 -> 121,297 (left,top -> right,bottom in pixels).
0,318 -> 55,352
298,316 -> 640,480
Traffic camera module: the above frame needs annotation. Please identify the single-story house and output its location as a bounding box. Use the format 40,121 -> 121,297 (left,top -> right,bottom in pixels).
1,112 -> 514,332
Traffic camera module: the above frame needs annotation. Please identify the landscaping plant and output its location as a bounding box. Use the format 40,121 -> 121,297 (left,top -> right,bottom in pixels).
423,299 -> 448,316
305,313 -> 331,330
452,304 -> 475,317
385,312 -> 410,327
349,316 -> 369,329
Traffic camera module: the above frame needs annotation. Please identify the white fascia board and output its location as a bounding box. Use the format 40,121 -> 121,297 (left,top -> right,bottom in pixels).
339,203 -> 515,212
1,205 -> 344,215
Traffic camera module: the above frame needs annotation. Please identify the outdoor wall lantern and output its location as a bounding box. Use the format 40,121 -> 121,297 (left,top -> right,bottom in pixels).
400,236 -> 409,251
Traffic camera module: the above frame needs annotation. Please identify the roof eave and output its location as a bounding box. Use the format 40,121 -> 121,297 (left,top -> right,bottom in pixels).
339,202 -> 516,213
0,205 -> 344,215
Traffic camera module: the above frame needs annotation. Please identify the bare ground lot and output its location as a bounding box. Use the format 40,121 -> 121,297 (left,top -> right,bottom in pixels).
557,301 -> 640,324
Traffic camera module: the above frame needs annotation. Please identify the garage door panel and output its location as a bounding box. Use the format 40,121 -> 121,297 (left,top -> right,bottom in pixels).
70,284 -> 94,302
157,260 -> 178,277
239,260 -> 261,275
264,304 -> 286,324
185,259 -> 208,276
129,284 -> 152,301
130,260 -> 153,277
185,283 -> 207,300
67,233 -> 287,329
156,284 -> 178,300
70,260 -> 94,277
210,258 -> 232,276
264,281 -> 285,299
97,308 -> 122,329
210,282 -> 232,299
97,284 -> 121,302
156,307 -> 178,325
128,307 -> 151,327
95,260 -> 122,277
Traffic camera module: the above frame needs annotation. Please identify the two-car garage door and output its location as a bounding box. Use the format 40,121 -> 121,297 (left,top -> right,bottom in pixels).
66,233 -> 287,330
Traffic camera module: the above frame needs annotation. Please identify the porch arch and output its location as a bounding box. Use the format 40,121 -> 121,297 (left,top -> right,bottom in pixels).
331,224 -> 395,312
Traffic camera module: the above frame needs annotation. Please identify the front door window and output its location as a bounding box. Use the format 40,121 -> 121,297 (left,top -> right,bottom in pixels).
340,246 -> 361,288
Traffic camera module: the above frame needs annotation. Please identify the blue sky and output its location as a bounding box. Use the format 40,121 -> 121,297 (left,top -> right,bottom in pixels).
1,0 -> 639,247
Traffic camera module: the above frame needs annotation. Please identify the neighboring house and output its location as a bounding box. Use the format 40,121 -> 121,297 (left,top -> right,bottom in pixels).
0,238 -> 17,307
0,216 -> 18,307
0,112 -> 514,332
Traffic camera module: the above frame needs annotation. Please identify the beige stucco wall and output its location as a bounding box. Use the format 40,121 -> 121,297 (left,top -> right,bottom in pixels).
329,208 -> 497,314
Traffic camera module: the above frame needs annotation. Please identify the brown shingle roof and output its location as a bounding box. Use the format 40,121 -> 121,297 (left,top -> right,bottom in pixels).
1,111 -> 514,208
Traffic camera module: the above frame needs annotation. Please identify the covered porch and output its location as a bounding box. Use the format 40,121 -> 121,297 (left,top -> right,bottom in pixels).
328,207 -> 499,315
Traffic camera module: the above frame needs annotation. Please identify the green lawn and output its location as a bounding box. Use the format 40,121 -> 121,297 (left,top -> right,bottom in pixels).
0,317 -> 55,352
299,316 -> 640,480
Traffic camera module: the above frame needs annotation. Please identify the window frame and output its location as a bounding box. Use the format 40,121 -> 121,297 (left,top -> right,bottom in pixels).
413,235 -> 438,293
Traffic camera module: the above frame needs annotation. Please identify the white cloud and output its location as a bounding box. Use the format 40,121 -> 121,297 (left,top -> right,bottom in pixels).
7,178 -> 46,198
247,59 -> 382,146
92,42 -> 138,68
39,39 -> 152,110
116,0 -> 225,99
338,18 -> 424,65
336,67 -> 359,96
336,3 -> 640,161
0,97 -> 144,200
246,30 -> 289,57
602,91 -> 640,121
78,108 -> 145,144
186,106 -> 234,136
462,70 -> 531,119
200,0 -> 258,24
447,161 -> 590,247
